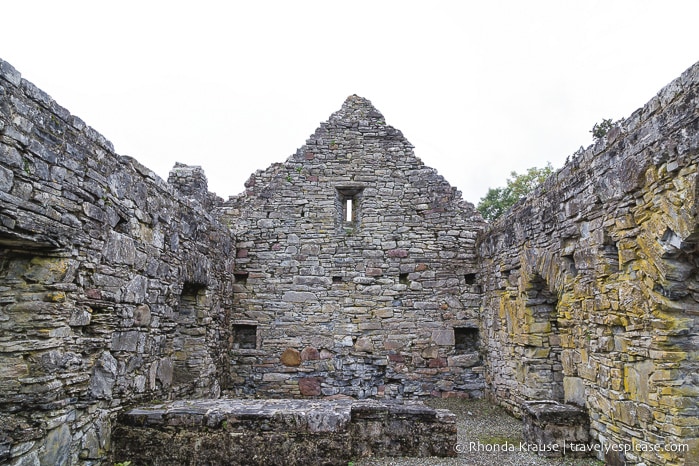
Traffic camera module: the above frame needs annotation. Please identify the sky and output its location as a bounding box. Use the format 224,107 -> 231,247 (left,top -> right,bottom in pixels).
2,1 -> 698,204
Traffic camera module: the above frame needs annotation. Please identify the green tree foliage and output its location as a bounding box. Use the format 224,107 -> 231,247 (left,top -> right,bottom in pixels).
477,163 -> 554,221
590,118 -> 614,140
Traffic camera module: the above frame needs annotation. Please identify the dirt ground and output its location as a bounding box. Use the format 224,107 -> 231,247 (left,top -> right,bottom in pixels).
355,398 -> 605,466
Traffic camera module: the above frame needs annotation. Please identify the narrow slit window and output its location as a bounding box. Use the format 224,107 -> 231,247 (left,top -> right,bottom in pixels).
336,186 -> 363,231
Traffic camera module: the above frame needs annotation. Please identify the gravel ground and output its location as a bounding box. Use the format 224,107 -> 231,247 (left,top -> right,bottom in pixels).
355,399 -> 604,466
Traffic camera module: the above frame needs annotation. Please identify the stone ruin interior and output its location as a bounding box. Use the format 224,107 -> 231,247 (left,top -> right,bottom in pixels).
1,57 -> 698,465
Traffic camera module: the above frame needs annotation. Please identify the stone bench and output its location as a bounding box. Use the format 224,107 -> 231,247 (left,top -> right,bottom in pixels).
521,400 -> 591,458
112,398 -> 457,465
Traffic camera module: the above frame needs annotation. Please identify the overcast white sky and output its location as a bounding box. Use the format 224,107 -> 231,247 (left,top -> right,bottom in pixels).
3,1 -> 698,204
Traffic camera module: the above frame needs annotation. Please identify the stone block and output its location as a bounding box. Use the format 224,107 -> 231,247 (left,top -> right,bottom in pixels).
298,377 -> 322,396
431,329 -> 455,346
111,331 -> 141,352
133,304 -> 152,327
373,308 -> 394,318
623,359 -> 654,403
280,348 -> 302,366
68,307 -> 92,327
384,339 -> 404,351
522,401 -> 591,458
103,231 -> 136,265
386,248 -> 408,258
447,353 -> 480,367
282,291 -> 318,303
334,335 -> 354,347
38,424 -> 71,466
113,399 -> 457,464
563,376 -> 586,406
262,373 -> 291,382
157,358 -> 173,387
89,351 -> 118,398
428,357 -> 447,368
354,337 -> 374,352
301,346 -> 320,361
358,321 -> 381,331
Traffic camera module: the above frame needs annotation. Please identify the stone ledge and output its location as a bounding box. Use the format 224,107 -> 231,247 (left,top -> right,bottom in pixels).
113,398 -> 457,465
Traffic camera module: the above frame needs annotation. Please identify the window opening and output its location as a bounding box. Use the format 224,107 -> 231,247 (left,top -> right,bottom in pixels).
336,186 -> 364,231
345,198 -> 354,222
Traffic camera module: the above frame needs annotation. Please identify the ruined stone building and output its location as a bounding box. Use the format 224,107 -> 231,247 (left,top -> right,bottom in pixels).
0,56 -> 698,465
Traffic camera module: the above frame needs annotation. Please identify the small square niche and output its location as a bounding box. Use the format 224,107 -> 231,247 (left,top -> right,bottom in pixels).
454,327 -> 479,353
232,324 -> 257,350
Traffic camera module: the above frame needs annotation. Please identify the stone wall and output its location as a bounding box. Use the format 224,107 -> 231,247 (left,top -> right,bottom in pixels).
219,95 -> 487,400
478,62 -> 699,464
0,59 -> 234,465
3,52 -> 699,466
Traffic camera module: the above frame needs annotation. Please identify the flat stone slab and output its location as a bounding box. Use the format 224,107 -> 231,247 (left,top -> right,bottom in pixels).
113,398 -> 457,465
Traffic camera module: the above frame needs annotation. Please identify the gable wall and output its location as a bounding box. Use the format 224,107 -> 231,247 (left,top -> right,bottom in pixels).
220,96 -> 487,399
2,53 -> 699,465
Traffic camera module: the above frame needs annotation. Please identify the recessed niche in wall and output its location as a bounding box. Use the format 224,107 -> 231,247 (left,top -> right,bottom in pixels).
562,253 -> 578,276
602,232 -> 620,273
399,273 -> 409,285
464,273 -> 477,285
179,282 -> 207,323
521,273 -> 563,402
174,282 -> 208,384
232,324 -> 257,349
234,272 -> 249,285
454,327 -> 479,353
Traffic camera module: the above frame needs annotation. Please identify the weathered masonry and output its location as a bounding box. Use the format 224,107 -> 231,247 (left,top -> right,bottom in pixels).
219,95 -> 486,400
1,55 -> 698,465
0,60 -> 233,465
479,62 -> 699,465
112,399 -> 457,466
